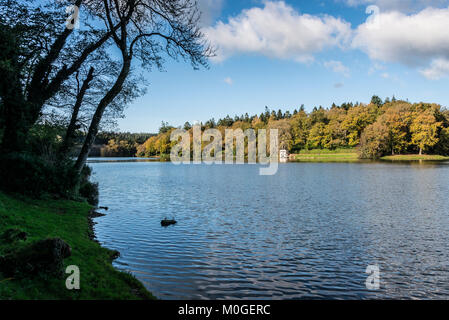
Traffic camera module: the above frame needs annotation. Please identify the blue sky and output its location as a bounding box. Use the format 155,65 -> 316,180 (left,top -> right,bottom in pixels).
117,0 -> 449,133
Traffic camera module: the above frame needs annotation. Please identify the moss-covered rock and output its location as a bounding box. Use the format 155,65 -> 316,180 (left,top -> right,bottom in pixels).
1,228 -> 27,243
0,238 -> 71,277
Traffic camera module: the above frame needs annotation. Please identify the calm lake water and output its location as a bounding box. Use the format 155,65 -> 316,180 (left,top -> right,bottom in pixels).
89,160 -> 449,299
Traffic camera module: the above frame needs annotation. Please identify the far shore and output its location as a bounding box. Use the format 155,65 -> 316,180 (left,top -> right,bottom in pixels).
381,154 -> 449,161
290,149 -> 449,162
89,152 -> 449,163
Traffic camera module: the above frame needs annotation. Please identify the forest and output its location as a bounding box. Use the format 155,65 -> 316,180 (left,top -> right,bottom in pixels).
89,132 -> 155,157
136,96 -> 449,160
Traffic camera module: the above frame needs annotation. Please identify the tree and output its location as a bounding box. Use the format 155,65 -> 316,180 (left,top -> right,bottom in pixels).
0,22 -> 24,147
410,109 -> 442,155
159,121 -> 174,134
371,95 -> 383,107
307,123 -> 326,149
359,122 -> 389,159
183,122 -> 192,131
44,49 -> 146,160
218,115 -> 234,127
0,0 -> 119,153
74,0 -> 213,174
268,119 -> 292,150
290,109 -> 309,151
434,127 -> 449,156
379,103 -> 413,155
58,67 -> 95,158
341,104 -> 377,147
309,107 -> 328,126
277,109 -> 283,120
251,116 -> 265,131
101,139 -> 137,157
323,120 -> 346,149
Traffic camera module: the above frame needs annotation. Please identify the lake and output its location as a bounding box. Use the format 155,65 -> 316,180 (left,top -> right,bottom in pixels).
89,160 -> 449,299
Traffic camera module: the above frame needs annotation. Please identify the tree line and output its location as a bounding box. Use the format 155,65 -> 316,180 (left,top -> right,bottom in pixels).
137,96 -> 449,159
91,132 -> 156,157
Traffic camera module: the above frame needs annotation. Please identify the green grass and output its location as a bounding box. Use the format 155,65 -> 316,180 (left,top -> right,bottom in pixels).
0,192 -> 155,300
298,148 -> 357,155
291,150 -> 449,162
381,154 -> 449,161
291,148 -> 359,162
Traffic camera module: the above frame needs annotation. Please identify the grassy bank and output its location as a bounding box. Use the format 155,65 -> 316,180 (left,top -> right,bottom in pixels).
290,149 -> 449,162
381,154 -> 449,161
290,148 -> 359,162
0,192 -> 154,300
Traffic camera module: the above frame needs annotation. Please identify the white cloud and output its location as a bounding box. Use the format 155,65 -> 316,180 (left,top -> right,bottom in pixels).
203,1 -> 449,80
198,0 -> 224,26
224,77 -> 233,85
324,60 -> 350,76
352,7 -> 449,78
204,1 -> 352,63
342,0 -> 449,12
420,58 -> 449,79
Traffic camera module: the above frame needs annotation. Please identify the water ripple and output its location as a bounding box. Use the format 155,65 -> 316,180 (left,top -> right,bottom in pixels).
90,161 -> 449,299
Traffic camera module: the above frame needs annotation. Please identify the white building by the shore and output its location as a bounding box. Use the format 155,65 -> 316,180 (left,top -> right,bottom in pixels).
280,149 -> 289,163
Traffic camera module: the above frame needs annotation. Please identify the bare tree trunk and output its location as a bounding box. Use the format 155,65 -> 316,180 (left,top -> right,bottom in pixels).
1,99 -> 29,153
59,67 -> 94,159
419,147 -> 423,156
74,59 -> 131,175
0,26 -> 29,153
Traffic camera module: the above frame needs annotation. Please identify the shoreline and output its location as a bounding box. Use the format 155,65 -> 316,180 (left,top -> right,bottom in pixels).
87,154 -> 449,164
0,192 -> 155,300
87,209 -> 154,300
289,152 -> 449,163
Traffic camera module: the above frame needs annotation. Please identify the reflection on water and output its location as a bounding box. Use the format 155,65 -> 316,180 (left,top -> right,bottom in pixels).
87,157 -> 159,163
90,160 -> 449,299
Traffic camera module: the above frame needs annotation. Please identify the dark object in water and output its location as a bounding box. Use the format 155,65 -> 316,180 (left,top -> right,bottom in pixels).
99,206 -> 109,211
161,218 -> 177,227
89,209 -> 106,218
109,250 -> 121,261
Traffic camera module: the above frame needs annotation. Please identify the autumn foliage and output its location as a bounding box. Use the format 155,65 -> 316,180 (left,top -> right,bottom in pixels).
137,98 -> 449,160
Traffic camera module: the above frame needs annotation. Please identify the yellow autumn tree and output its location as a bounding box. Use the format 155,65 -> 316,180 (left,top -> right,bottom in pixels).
410,109 -> 442,155
379,103 -> 413,155
268,119 -> 293,150
289,110 -> 309,151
